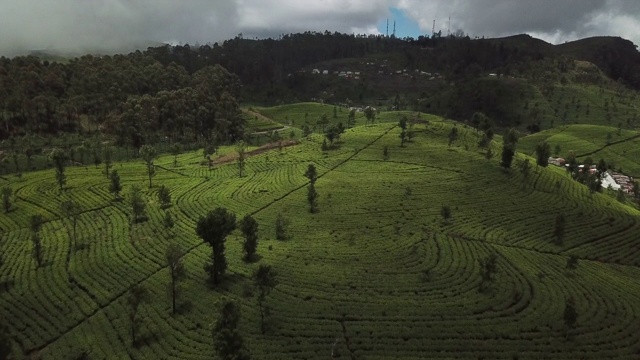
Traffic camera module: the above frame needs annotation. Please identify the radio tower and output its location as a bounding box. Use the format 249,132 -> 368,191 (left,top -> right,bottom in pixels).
448,16 -> 451,37
386,18 -> 389,37
393,20 -> 396,37
432,20 -> 435,37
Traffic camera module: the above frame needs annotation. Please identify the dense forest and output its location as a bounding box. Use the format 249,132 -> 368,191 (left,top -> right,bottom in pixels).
0,56 -> 243,147
1,31 -> 640,141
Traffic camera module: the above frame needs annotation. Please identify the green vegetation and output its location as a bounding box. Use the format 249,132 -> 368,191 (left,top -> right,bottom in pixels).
196,207 -> 237,285
520,124 -> 640,176
240,215 -> 259,261
1,186 -> 11,213
1,106 -> 640,359
4,31 -> 640,358
140,145 -> 157,188
165,244 -> 185,315
212,301 -> 250,360
253,264 -> 277,334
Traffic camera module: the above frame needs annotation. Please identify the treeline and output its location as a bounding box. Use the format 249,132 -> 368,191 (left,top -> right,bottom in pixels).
143,32 -> 640,105
2,31 -> 640,140
0,54 -> 244,147
144,32 -> 550,95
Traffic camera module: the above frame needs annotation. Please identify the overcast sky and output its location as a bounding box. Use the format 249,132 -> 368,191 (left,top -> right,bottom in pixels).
1,0 -> 639,56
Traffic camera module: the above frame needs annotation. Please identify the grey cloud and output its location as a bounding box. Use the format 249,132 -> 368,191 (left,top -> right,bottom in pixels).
0,0 -> 390,56
0,0 -> 240,55
1,0 -> 639,57
399,0 -> 640,45
236,0 -> 391,38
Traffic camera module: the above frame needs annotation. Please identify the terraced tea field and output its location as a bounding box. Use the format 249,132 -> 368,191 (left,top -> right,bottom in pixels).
2,113 -> 640,359
520,124 -> 640,176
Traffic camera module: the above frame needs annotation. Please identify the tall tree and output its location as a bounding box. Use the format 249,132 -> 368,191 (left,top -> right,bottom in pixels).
399,116 -> 408,147
109,170 -> 122,200
535,142 -> 551,170
170,143 -> 182,167
447,127 -> 459,147
49,148 -> 67,191
165,244 -> 185,314
29,214 -> 45,267
596,158 -> 608,176
212,301 -> 250,360
163,211 -> 175,230
317,113 -> 329,131
307,183 -> 320,214
363,106 -> 375,125
304,164 -> 318,184
129,185 -> 147,223
103,144 -> 113,178
157,185 -> 171,209
127,285 -> 149,345
324,125 -> 340,147
139,144 -> 157,188
60,199 -> 82,250
236,141 -> 247,177
196,207 -> 237,285
478,133 -> 491,150
1,186 -> 12,213
275,213 -> 289,240
254,264 -> 277,334
347,109 -> 356,128
204,140 -> 218,171
500,128 -> 518,170
586,173 -> 602,194
240,215 -> 259,261
305,164 -> 319,213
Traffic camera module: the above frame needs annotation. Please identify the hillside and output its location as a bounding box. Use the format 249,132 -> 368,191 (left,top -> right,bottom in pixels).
2,109 -> 640,358
2,32 -> 640,142
520,124 -> 640,177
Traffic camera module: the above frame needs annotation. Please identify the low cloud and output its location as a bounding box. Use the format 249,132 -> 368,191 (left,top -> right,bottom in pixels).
398,0 -> 640,45
1,0 -> 639,56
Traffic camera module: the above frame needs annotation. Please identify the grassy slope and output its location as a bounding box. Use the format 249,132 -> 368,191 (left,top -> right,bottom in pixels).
2,110 -> 640,359
520,124 -> 640,177
295,48 -> 640,135
255,102 -> 431,129
242,109 -> 284,133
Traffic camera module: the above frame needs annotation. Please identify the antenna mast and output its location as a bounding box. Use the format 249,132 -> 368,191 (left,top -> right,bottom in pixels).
393,20 -> 396,37
386,18 -> 389,37
432,20 -> 435,37
448,16 -> 451,36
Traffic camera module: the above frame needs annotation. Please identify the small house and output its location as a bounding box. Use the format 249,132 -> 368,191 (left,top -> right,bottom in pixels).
548,157 -> 565,166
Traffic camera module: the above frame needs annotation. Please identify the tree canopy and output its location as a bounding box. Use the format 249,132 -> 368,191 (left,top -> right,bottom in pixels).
196,207 -> 237,285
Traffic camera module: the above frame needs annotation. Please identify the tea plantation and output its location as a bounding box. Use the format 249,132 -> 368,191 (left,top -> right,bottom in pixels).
2,110 -> 640,359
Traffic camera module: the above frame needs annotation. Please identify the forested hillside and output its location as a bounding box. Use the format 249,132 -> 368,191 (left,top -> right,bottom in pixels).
2,32 -> 640,156
0,56 -> 243,146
